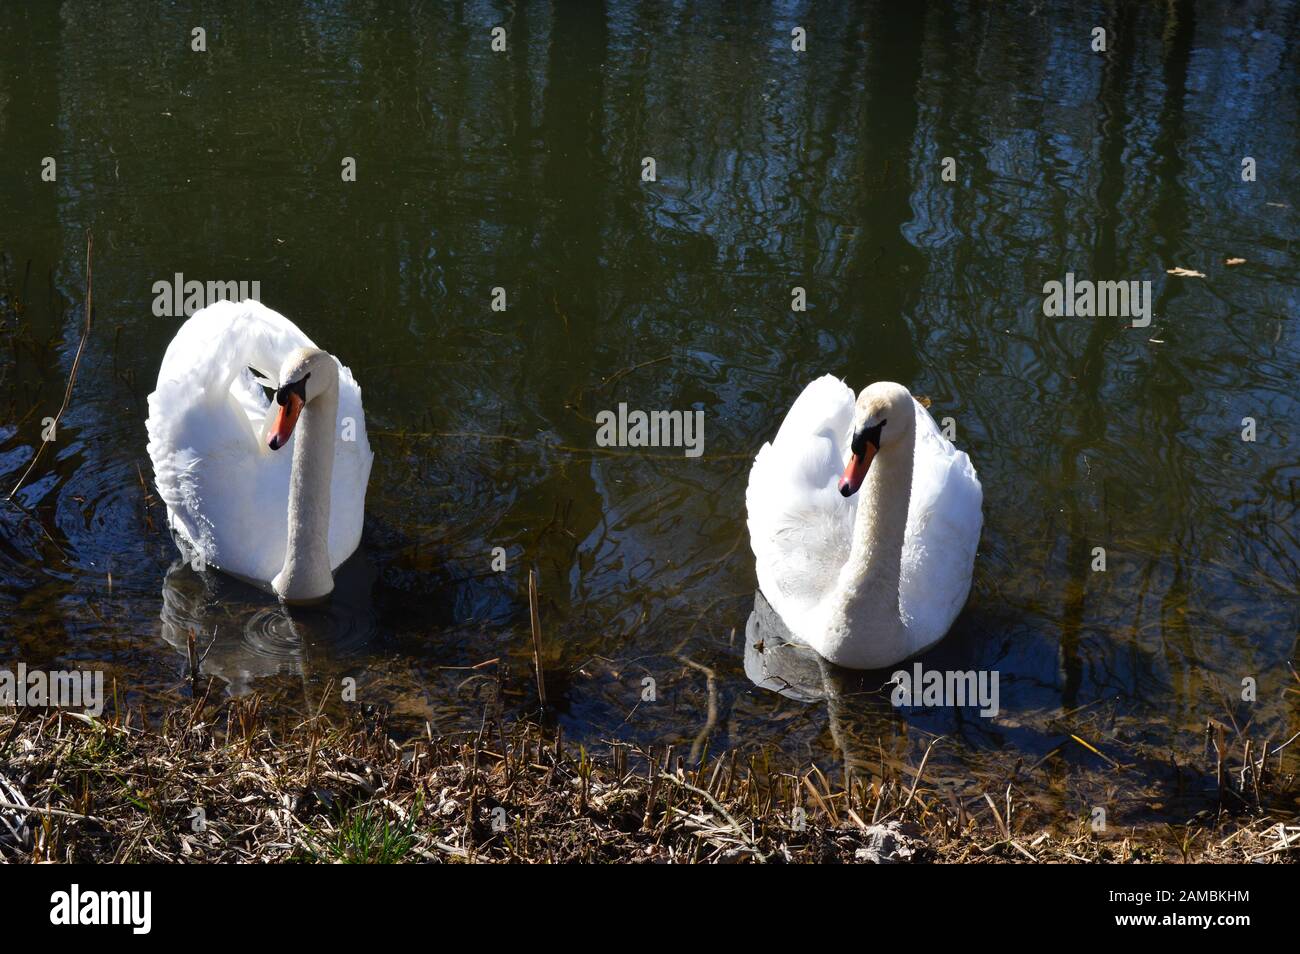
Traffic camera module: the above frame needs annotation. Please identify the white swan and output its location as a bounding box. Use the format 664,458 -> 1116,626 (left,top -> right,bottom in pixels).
146,300 -> 373,603
746,377 -> 982,669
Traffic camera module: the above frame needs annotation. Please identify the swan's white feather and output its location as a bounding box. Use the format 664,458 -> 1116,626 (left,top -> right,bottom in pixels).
146,300 -> 372,587
897,392 -> 982,651
746,374 -> 982,658
746,375 -> 858,623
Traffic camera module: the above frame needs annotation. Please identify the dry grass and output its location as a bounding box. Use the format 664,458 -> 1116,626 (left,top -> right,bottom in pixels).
1,699 -> 1295,864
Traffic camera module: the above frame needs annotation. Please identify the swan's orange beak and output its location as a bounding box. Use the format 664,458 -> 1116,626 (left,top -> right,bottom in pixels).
268,391 -> 304,451
838,442 -> 875,497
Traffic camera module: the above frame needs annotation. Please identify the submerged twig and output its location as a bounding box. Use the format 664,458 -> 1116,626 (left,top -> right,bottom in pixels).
8,231 -> 94,500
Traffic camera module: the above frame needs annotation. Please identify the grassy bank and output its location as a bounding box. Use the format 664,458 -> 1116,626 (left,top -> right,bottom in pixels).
0,700 -> 1296,864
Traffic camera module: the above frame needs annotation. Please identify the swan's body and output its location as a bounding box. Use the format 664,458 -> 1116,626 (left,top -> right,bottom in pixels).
746,377 -> 981,669
146,300 -> 372,602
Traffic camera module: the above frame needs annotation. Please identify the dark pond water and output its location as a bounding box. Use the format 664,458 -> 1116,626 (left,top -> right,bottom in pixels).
1,1 -> 1297,829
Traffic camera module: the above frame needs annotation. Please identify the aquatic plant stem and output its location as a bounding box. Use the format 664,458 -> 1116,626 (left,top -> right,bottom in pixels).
7,231 -> 94,500
528,568 -> 547,709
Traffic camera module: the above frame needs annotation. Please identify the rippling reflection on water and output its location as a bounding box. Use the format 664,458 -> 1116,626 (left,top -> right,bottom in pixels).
0,1 -> 1296,827
158,552 -> 378,696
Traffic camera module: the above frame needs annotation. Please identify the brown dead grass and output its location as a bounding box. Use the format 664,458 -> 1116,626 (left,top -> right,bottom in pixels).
1,699 -> 1296,864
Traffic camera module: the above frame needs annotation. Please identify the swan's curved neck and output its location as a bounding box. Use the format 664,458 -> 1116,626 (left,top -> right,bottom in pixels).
273,380 -> 337,603
823,417 -> 914,668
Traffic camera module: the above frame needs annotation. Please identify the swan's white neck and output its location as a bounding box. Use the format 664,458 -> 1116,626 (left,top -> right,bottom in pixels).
820,413 -> 915,669
272,377 -> 337,603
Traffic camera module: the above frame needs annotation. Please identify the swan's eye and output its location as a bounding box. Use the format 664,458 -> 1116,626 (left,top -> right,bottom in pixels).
851,420 -> 885,456
276,373 -> 310,406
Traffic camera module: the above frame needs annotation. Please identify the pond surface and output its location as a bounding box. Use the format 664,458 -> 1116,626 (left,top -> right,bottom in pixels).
1,1 -> 1297,829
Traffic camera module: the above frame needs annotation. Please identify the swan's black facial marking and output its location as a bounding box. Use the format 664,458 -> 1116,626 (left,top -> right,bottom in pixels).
275,372 -> 310,406
851,419 -> 885,456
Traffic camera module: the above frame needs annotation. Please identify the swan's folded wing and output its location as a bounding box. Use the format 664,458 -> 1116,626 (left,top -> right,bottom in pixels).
899,399 -> 983,649
156,300 -> 314,396
746,375 -> 857,626
146,376 -> 293,584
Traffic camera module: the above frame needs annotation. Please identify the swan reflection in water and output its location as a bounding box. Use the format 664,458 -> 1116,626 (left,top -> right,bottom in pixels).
744,589 -> 913,782
158,549 -> 378,697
